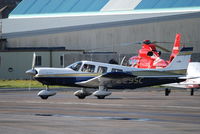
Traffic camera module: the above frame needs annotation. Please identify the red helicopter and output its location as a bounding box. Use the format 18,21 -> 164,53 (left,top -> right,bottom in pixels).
129,33 -> 181,69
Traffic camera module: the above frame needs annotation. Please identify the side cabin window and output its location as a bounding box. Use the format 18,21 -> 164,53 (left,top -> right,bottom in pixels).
81,64 -> 95,73
68,62 -> 82,71
111,68 -> 123,72
97,66 -> 107,74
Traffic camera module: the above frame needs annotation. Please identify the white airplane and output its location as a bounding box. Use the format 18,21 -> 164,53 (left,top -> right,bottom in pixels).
163,62 -> 200,96
26,47 -> 193,100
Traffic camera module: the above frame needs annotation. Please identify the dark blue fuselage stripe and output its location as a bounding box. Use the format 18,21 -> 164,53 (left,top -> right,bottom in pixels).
35,76 -> 184,89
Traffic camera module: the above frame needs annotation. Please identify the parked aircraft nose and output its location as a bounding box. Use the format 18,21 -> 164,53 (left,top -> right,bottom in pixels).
26,69 -> 37,75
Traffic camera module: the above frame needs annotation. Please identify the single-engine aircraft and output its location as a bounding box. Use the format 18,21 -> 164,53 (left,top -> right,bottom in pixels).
128,33 -> 200,95
26,46 -> 193,100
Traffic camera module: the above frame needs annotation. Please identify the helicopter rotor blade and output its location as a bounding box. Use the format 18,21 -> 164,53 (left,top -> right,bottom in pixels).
154,44 -> 170,52
153,41 -> 199,44
134,41 -> 143,45
120,41 -> 171,52
152,41 -> 173,44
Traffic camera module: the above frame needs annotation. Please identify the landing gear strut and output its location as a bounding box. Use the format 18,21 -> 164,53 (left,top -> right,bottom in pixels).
190,88 -> 194,96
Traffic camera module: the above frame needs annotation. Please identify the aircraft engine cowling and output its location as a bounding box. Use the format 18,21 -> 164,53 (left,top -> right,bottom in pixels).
37,90 -> 56,100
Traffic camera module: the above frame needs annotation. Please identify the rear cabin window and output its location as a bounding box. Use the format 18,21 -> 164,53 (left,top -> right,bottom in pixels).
81,64 -> 95,73
97,66 -> 107,74
111,68 -> 123,72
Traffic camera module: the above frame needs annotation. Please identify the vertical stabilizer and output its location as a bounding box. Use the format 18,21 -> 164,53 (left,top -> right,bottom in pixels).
169,33 -> 181,62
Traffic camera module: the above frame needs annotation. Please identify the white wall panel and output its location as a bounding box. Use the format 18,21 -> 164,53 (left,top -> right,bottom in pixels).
101,0 -> 142,11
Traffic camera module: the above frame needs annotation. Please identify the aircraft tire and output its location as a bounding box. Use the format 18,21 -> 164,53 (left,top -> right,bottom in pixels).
77,95 -> 86,99
97,96 -> 106,99
40,96 -> 48,100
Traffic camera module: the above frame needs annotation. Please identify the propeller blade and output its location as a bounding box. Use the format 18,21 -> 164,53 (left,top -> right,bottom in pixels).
32,52 -> 36,69
27,53 -> 37,91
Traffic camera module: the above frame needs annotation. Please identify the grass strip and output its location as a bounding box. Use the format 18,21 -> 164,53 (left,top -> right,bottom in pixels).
0,80 -> 64,89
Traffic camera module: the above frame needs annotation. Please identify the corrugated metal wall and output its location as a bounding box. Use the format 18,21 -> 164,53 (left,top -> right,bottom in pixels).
6,17 -> 200,54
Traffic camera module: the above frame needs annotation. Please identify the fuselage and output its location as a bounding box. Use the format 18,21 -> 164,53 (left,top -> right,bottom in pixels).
33,61 -> 184,89
34,61 -> 133,87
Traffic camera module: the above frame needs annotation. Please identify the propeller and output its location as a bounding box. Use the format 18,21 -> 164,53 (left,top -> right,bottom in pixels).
26,52 -> 37,75
26,53 -> 37,91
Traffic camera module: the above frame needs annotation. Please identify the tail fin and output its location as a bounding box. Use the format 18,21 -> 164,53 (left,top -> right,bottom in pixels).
169,33 -> 181,62
165,47 -> 193,75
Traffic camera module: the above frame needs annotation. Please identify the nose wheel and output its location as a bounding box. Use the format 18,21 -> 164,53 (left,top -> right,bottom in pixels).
37,86 -> 56,100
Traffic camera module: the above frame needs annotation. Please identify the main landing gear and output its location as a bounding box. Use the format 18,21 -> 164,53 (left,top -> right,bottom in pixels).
165,88 -> 195,96
190,88 -> 194,96
73,88 -> 92,99
74,86 -> 112,99
165,88 -> 171,96
93,86 -> 112,99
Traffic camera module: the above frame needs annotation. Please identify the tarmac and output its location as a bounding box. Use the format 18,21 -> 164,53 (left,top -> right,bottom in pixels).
0,88 -> 200,134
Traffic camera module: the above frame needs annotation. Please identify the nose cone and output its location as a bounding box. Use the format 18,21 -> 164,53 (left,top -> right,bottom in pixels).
26,69 -> 37,75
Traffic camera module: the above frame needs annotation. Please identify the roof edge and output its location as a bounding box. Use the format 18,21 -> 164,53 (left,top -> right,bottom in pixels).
8,7 -> 200,19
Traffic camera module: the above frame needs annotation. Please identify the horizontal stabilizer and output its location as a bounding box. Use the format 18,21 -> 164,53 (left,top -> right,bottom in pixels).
164,47 -> 193,73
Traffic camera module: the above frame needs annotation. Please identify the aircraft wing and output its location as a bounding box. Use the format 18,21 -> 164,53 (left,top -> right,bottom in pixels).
75,72 -> 136,88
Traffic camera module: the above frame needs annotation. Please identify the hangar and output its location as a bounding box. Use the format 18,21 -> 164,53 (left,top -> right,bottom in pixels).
0,0 -> 200,79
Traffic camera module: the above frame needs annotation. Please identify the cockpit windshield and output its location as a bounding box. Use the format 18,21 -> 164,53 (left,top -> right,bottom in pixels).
67,62 -> 82,71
